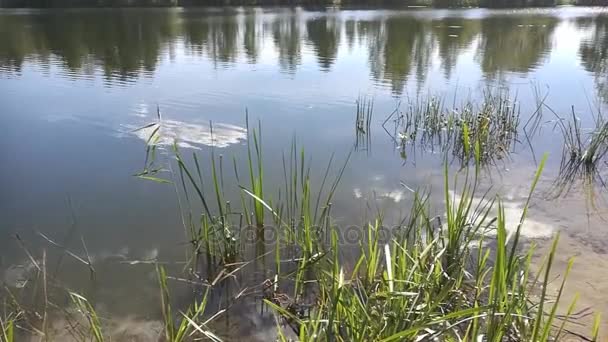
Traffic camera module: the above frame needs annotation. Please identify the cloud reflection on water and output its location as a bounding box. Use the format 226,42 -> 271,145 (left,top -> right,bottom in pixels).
127,119 -> 247,149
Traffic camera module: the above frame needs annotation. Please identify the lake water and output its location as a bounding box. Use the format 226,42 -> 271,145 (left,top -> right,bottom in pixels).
2,6 -> 608,340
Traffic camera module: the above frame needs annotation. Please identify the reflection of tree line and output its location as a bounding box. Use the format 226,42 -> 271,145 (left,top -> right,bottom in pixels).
0,11 -> 179,81
578,16 -> 608,101
0,0 -> 572,9
575,0 -> 608,5
0,11 -> 592,93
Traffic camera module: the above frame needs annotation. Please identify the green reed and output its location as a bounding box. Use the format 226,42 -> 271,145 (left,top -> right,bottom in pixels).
0,314 -> 16,342
157,265 -> 223,342
134,112 -> 243,269
243,112 -> 265,229
386,90 -> 520,166
69,292 -> 104,342
355,95 -> 373,153
268,152 -> 590,341
550,104 -> 608,199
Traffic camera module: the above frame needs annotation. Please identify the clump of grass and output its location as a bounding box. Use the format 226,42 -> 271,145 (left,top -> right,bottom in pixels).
267,153 -> 590,341
172,140 -> 241,270
134,111 -> 243,272
455,90 -> 520,164
385,90 -> 520,165
551,105 -> 608,203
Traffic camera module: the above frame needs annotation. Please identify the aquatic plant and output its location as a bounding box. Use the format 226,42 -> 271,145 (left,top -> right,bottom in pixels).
69,292 -> 104,342
133,109 -> 243,270
157,265 -> 223,342
355,95 -> 373,153
549,104 -> 608,209
0,312 -> 17,342
242,112 -> 265,230
384,90 -> 520,166
265,154 -> 583,341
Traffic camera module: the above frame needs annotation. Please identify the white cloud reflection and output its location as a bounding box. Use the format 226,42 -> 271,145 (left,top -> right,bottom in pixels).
127,119 -> 247,149
353,187 -> 405,203
449,190 -> 553,239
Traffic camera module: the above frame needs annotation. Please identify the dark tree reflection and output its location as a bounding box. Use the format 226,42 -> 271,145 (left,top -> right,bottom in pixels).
306,16 -> 341,71
272,13 -> 302,73
579,16 -> 608,102
476,15 -> 557,77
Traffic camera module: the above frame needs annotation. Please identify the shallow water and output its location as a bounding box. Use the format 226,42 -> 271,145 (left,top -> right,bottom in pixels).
2,6 -> 608,339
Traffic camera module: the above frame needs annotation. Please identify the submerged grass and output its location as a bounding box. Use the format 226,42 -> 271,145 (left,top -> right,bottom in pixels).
1,114 -> 599,341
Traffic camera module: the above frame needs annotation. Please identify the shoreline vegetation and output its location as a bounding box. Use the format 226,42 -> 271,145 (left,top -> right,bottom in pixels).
2,92 -> 607,341
0,0 -> 602,9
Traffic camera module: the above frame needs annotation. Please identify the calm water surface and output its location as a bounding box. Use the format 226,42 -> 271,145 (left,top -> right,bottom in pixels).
2,6 -> 608,339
